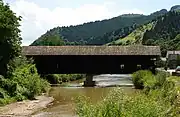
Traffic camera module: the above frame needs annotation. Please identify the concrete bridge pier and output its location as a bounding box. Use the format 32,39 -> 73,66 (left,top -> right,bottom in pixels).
83,74 -> 96,87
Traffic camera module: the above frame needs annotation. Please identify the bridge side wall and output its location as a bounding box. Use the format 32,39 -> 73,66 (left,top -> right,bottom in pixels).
27,55 -> 157,74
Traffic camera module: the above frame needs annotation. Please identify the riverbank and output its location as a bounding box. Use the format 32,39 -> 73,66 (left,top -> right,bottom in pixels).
30,74 -> 134,117
0,95 -> 54,117
76,71 -> 180,117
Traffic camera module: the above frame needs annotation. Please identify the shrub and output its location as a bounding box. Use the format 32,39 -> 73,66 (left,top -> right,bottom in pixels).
39,78 -> 51,93
6,57 -> 50,99
75,88 -> 171,117
143,74 -> 156,93
0,97 -> 16,106
0,75 -> 20,97
164,76 -> 180,103
44,74 -> 84,84
10,63 -> 50,99
155,71 -> 167,88
60,74 -> 70,82
69,74 -> 84,81
14,93 -> 26,101
0,88 -> 8,99
44,74 -> 62,84
75,71 -> 180,117
132,70 -> 153,89
167,76 -> 180,86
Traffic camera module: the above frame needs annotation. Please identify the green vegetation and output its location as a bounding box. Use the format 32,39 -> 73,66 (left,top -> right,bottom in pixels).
0,0 -> 22,76
43,74 -> 85,84
76,89 -> 171,117
132,70 -> 169,90
31,6 -> 180,57
31,10 -> 167,46
0,1 -> 50,105
32,34 -> 66,46
108,22 -> 154,45
31,7 -> 180,57
143,11 -> 180,56
132,70 -> 154,89
110,11 -> 180,56
0,57 -> 50,105
75,70 -> 180,116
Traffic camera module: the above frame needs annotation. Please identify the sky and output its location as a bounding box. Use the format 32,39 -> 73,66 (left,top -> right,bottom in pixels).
3,0 -> 180,45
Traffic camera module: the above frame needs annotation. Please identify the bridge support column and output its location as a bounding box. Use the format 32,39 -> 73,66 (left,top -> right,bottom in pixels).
83,74 -> 96,87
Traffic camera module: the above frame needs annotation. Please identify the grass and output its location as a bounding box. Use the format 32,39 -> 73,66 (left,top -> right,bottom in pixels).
75,70 -> 180,117
75,88 -> 172,117
110,22 -> 154,45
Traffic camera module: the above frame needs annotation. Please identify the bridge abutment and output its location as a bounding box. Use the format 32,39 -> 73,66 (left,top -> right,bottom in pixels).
83,74 -> 96,87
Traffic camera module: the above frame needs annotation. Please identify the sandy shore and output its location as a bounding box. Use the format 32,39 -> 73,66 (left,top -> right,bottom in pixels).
0,96 -> 54,117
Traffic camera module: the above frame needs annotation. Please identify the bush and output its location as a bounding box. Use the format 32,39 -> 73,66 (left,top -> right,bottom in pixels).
155,71 -> 167,88
44,74 -> 84,84
0,57 -> 50,104
0,75 -> 20,97
0,97 -> 16,106
75,89 -> 171,117
75,71 -> 180,116
44,74 -> 62,84
165,76 -> 180,102
132,70 -> 170,90
60,74 -> 69,82
0,88 -> 8,99
132,70 -> 153,89
10,63 -> 50,99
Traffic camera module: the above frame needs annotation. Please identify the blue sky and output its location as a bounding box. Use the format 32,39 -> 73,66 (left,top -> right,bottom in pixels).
4,0 -> 180,45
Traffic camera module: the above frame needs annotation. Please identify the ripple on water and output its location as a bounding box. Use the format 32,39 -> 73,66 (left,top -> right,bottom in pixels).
33,74 -> 134,117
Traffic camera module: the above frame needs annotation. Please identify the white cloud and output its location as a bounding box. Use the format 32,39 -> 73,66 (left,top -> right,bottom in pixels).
8,0 -> 144,45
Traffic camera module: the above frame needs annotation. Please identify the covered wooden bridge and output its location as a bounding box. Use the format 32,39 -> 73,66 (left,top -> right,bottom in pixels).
22,45 -> 161,74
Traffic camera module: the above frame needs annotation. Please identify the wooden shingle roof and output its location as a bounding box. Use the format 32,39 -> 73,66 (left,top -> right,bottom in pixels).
22,46 -> 161,56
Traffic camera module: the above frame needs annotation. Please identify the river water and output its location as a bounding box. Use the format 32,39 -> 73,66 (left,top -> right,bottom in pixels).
32,74 -> 133,117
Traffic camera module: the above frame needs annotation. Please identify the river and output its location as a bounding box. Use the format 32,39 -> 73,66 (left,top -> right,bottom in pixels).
32,74 -> 134,117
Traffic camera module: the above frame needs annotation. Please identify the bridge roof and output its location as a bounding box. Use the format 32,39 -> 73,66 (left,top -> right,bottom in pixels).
22,46 -> 161,56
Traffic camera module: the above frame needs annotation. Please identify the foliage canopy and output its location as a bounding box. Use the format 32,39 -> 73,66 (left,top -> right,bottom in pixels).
0,1 -> 22,76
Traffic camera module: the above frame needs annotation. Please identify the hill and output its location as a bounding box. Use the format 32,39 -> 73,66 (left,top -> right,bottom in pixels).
31,10 -> 167,46
109,11 -> 180,56
107,22 -> 154,46
171,5 -> 180,11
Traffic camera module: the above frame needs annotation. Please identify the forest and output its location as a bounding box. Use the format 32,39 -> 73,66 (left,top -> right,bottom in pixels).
31,6 -> 180,57
31,9 -> 167,46
109,11 -> 180,56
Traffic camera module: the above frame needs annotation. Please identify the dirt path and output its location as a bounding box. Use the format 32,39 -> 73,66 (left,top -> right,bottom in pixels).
0,96 -> 54,117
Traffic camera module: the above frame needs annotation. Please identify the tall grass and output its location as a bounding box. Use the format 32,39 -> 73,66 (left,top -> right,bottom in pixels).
75,88 -> 171,117
75,70 -> 180,117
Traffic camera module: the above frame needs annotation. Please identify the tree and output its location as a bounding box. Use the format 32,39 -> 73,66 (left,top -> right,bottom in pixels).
0,1 -> 22,76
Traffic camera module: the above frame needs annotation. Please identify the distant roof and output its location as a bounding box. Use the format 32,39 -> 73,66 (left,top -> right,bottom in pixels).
166,51 -> 180,58
22,46 -> 161,56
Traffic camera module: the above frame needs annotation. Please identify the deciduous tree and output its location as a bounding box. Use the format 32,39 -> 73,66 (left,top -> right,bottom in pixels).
0,0 -> 22,76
